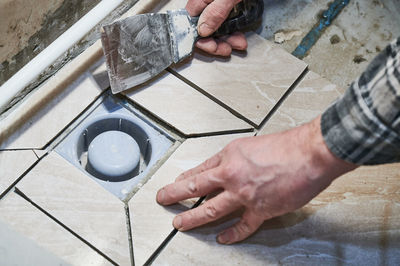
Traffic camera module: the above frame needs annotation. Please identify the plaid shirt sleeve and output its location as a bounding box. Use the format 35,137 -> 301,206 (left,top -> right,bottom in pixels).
321,37 -> 400,165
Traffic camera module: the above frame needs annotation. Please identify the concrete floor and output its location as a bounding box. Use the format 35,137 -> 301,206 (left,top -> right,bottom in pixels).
257,0 -> 400,88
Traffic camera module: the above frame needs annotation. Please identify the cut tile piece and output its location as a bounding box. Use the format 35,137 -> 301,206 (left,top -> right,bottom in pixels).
258,71 -> 342,135
128,133 -> 254,265
0,150 -> 37,197
124,71 -> 252,136
154,164 -> 400,265
171,32 -> 308,126
0,192 -> 110,265
0,73 -> 104,149
17,152 -> 130,265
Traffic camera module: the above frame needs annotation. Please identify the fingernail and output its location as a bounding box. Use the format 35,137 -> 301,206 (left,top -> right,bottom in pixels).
157,189 -> 165,204
217,230 -> 230,244
198,23 -> 214,37
173,215 -> 182,230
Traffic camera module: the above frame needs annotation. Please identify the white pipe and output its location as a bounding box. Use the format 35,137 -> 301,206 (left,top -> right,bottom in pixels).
0,0 -> 124,113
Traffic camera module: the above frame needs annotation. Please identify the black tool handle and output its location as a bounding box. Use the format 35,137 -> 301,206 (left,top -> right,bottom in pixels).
189,0 -> 263,39
214,0 -> 264,36
190,0 -> 263,38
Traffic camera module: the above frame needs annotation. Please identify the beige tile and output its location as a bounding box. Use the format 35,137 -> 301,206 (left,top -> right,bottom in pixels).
0,192 -> 111,265
124,71 -> 252,136
128,133 -> 253,265
154,164 -> 400,265
17,152 -> 131,265
258,71 -> 342,135
172,32 -> 307,126
0,73 -> 103,149
0,150 -> 37,196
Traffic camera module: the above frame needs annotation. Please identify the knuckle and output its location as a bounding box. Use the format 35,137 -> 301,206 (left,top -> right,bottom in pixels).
205,203 -> 218,219
237,187 -> 254,203
203,157 -> 215,169
221,164 -> 238,179
237,220 -> 252,234
188,180 -> 199,194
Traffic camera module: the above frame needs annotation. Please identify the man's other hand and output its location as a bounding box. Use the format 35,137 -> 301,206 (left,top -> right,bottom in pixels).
157,116 -> 357,244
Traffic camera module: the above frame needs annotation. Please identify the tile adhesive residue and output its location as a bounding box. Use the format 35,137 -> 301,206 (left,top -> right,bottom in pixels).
167,9 -> 198,62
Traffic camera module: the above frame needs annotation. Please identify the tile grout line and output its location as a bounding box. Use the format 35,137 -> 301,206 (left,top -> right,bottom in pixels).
184,128 -> 255,138
13,187 -> 119,266
0,148 -> 39,152
41,89 -> 109,151
255,67 -> 310,133
116,93 -> 187,141
32,149 -> 40,160
0,152 -> 49,200
166,68 -> 258,128
125,204 -> 135,266
120,93 -> 255,139
143,196 -> 206,266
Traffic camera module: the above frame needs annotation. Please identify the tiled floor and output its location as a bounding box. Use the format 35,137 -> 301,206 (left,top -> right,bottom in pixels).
0,192 -> 111,265
0,73 -> 104,149
0,150 -> 37,197
128,133 -> 253,265
171,33 -> 307,126
124,71 -> 253,136
16,152 -> 131,265
0,1 -> 399,265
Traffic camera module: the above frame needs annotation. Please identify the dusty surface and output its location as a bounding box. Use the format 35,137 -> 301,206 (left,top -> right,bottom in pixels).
257,0 -> 400,88
0,0 -> 101,86
0,0 -> 64,63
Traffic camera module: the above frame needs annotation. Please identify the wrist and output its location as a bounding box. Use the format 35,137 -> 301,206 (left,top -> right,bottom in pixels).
303,115 -> 358,184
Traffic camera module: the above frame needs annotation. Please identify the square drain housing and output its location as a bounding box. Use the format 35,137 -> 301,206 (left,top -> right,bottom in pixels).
55,94 -> 175,201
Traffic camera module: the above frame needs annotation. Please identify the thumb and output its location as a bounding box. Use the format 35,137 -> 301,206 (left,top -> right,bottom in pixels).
198,0 -> 240,37
217,210 -> 264,244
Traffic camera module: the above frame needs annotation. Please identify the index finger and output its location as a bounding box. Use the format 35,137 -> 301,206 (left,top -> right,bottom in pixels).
186,0 -> 213,16
156,167 -> 222,205
197,0 -> 240,37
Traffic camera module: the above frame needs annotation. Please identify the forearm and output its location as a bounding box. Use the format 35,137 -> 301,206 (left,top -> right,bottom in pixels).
321,37 -> 400,165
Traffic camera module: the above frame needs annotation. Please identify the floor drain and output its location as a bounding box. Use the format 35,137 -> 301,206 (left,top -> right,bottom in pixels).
55,94 -> 175,200
86,130 -> 141,182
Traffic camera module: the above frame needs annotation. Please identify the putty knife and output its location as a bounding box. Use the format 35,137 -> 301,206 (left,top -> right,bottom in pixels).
101,0 -> 264,94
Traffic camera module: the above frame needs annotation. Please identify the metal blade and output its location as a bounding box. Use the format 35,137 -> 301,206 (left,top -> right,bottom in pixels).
101,13 -> 173,94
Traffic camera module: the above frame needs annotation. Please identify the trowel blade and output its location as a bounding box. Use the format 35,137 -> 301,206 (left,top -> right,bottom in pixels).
101,10 -> 198,94
101,13 -> 174,94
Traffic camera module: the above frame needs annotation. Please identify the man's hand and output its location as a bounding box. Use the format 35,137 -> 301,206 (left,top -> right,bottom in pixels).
156,116 -> 357,244
186,0 -> 248,56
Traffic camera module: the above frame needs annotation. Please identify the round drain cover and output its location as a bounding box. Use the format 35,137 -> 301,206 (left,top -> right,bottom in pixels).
87,131 -> 140,178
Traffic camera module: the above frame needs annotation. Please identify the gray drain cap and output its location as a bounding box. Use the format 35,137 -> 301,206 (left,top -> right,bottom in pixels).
87,131 -> 140,178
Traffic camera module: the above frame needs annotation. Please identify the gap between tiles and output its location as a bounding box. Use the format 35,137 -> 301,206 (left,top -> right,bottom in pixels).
32,150 -> 41,160
124,140 -> 182,203
0,148 -> 39,152
118,91 -> 255,139
125,204 -> 135,266
141,196 -> 206,266
0,153 -> 47,201
166,68 -> 258,128
12,187 -> 119,266
40,89 -> 109,151
113,93 -> 186,142
255,67 -> 310,133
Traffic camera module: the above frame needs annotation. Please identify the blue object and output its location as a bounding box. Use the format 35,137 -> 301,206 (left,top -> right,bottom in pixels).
292,0 -> 350,59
